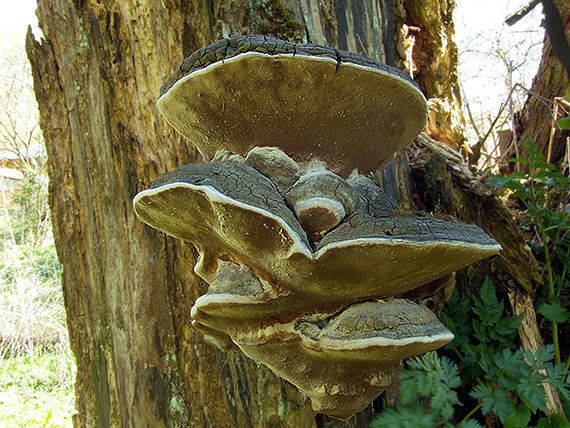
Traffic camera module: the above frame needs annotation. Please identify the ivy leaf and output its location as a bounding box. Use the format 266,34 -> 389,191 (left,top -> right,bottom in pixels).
537,302 -> 569,323
504,403 -> 531,428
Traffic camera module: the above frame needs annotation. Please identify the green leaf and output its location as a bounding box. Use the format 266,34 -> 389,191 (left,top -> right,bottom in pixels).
534,414 -> 570,428
545,363 -> 570,401
470,383 -> 516,423
528,345 -> 556,371
504,403 -> 531,428
509,156 -> 529,166
470,383 -> 494,414
494,314 -> 523,336
516,374 -> 547,412
494,348 -> 528,387
557,115 -> 570,130
370,403 -> 438,428
537,302 -> 569,323
456,420 -> 484,428
533,162 -> 557,171
472,278 -> 503,327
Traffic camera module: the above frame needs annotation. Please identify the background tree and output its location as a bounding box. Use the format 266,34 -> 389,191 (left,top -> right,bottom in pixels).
25,0 -> 550,426
515,0 -> 570,167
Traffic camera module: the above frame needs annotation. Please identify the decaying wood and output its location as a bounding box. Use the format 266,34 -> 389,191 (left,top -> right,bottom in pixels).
399,0 -> 466,147
408,134 -> 543,294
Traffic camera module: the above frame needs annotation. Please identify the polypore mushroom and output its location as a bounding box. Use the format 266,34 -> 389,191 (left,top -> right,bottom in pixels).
135,147 -> 499,423
134,36 -> 502,420
157,34 -> 427,177
235,299 -> 454,420
134,152 -> 500,315
134,159 -> 311,281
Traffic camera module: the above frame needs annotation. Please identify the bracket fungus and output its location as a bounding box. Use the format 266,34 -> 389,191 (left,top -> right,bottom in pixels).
134,35 -> 501,420
157,34 -> 428,177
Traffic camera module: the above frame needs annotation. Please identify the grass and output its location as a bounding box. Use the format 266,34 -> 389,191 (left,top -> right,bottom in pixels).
0,352 -> 75,427
0,227 -> 76,427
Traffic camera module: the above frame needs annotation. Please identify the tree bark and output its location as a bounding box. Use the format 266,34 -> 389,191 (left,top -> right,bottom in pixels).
400,0 -> 466,147
25,0 -> 540,426
515,0 -> 570,167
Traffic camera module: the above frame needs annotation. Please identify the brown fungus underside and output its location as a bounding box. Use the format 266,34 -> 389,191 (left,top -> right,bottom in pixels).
134,35 -> 501,420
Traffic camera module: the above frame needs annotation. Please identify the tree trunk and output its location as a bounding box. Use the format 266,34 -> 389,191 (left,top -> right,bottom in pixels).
515,0 -> 570,167
400,0 -> 466,147
25,0 -> 541,426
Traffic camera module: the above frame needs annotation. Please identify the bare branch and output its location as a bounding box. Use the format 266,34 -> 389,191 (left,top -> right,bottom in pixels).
505,0 -> 542,26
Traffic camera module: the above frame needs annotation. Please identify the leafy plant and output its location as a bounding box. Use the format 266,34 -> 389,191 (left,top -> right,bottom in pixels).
370,352 -> 466,428
371,278 -> 570,428
488,140 -> 570,366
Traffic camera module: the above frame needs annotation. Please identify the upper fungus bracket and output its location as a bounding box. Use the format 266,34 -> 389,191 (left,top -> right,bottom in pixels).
157,34 -> 428,177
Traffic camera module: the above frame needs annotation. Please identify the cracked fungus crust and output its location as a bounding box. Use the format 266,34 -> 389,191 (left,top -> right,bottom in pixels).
134,146 -> 501,420
157,34 -> 428,177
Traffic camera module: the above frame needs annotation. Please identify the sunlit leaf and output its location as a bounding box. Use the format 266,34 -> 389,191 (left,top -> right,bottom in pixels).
556,115 -> 570,130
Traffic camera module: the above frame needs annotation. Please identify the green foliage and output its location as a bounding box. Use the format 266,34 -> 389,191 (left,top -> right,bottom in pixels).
442,278 -> 523,383
370,352 -> 463,428
0,353 -> 75,428
0,157 -> 51,248
0,151 -> 74,426
488,140 -> 569,367
371,278 -> 570,428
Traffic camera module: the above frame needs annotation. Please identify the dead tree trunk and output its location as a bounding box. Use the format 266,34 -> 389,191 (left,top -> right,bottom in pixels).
24,0 -> 547,426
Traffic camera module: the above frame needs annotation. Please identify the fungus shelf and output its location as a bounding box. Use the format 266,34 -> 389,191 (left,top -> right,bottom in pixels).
134,35 -> 501,420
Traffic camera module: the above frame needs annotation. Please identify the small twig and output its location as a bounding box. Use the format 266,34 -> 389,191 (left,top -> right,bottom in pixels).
460,80 -> 482,141
468,84 -> 518,165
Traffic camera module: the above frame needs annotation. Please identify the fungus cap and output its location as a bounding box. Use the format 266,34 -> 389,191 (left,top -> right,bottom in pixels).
234,299 -> 453,420
134,155 -> 502,316
158,35 -> 427,176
